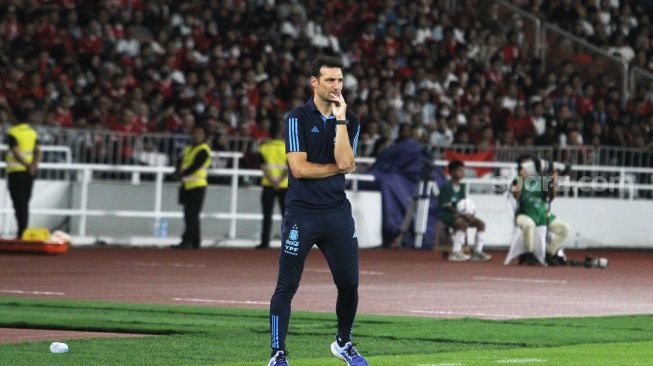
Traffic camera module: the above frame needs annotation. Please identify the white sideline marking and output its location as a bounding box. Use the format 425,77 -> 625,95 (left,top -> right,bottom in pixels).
417,363 -> 464,366
1,289 -> 65,296
305,268 -> 385,276
173,298 -> 269,305
114,261 -> 206,268
474,276 -> 567,284
409,310 -> 521,319
496,359 -> 546,364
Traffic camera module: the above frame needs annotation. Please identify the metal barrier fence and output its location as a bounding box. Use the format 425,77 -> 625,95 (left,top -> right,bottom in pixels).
0,144 -> 72,180
355,157 -> 653,200
0,155 -> 650,243
0,152 -> 375,239
2,133 -> 650,172
0,125 -> 260,168
430,144 -> 653,168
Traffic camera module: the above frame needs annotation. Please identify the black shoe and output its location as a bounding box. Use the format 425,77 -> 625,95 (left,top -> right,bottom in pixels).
546,253 -> 567,266
519,252 -> 539,266
172,242 -> 192,249
518,253 -> 527,265
255,243 -> 270,250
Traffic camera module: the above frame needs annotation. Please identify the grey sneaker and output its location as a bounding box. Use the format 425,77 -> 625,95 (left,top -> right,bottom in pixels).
448,251 -> 471,261
471,251 -> 492,261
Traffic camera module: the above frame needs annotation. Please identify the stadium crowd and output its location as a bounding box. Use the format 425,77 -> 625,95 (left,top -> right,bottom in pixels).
518,0 -> 653,70
1,0 -> 652,161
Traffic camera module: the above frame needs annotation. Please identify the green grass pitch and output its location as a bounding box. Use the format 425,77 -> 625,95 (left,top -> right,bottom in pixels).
0,298 -> 652,365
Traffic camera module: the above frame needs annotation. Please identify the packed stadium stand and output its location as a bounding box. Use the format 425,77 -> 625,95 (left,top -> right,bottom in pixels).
0,0 -> 651,168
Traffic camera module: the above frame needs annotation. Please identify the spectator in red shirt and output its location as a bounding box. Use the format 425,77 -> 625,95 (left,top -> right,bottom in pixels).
507,105 -> 535,142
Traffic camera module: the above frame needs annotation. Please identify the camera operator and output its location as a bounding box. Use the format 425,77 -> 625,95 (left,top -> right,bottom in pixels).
512,156 -> 571,266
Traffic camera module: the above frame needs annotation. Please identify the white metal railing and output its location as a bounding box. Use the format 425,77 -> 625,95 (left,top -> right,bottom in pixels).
0,152 -> 375,238
0,145 -> 72,180
356,157 -> 653,200
0,144 -> 72,164
0,125 -> 260,167
1,151 -> 651,239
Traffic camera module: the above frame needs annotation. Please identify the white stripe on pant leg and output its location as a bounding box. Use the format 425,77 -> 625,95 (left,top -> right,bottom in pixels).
272,316 -> 275,348
274,315 -> 278,348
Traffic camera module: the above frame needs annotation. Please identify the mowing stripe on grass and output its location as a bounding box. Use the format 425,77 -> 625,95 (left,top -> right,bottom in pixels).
173,298 -> 269,305
409,310 -> 522,319
495,359 -> 546,363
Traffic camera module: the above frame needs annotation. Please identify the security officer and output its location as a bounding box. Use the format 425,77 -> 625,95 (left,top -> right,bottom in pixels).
174,124 -> 212,249
256,122 -> 288,249
5,119 -> 41,239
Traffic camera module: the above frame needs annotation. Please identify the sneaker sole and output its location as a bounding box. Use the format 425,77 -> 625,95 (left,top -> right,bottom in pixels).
448,257 -> 471,262
330,342 -> 347,362
471,256 -> 492,261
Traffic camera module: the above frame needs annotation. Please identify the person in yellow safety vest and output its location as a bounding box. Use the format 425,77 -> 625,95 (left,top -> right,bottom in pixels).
255,122 -> 288,249
173,124 -> 212,249
5,119 -> 42,239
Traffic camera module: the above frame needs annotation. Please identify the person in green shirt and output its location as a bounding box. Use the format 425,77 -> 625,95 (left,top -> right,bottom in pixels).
438,160 -> 492,262
512,156 -> 570,265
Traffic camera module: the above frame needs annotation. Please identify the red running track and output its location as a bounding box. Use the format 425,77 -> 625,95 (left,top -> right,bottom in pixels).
1,247 -> 652,320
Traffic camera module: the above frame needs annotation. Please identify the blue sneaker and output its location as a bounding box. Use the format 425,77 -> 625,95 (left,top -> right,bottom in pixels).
330,341 -> 368,366
268,350 -> 288,366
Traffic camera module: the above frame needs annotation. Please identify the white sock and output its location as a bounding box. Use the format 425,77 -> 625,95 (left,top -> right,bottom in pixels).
475,231 -> 485,253
452,231 -> 465,253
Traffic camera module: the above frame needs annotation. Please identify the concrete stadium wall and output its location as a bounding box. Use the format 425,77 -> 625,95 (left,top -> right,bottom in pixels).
471,194 -> 653,248
65,182 -> 383,248
0,180 -> 72,234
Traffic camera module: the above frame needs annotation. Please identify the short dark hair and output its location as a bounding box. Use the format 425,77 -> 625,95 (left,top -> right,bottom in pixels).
448,160 -> 464,172
310,55 -> 343,78
192,123 -> 208,136
269,122 -> 280,138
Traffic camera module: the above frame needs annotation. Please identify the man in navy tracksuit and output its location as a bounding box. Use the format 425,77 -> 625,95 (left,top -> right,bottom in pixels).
267,56 -> 367,366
